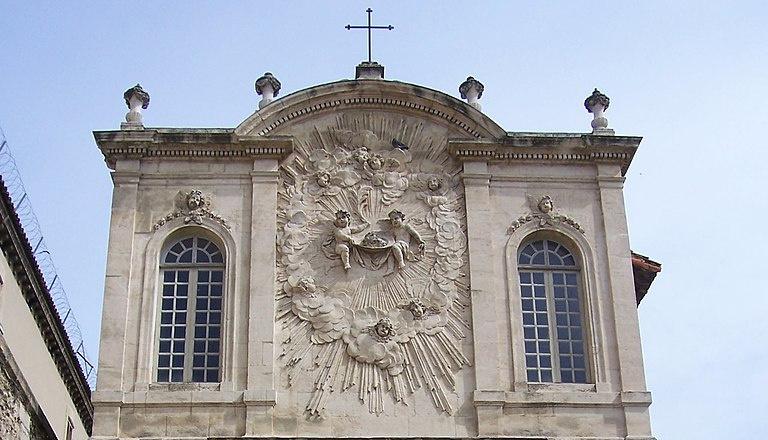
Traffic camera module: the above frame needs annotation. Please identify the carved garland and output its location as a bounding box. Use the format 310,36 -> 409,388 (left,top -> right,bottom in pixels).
276,116 -> 471,416
153,190 -> 230,231
507,194 -> 585,235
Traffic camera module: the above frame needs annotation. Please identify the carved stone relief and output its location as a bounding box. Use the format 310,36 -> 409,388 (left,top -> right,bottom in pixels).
507,194 -> 585,235
276,115 -> 471,416
153,189 -> 230,231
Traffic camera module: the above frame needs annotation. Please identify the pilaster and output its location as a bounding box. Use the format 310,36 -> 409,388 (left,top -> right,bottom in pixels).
93,159 -> 140,438
462,160 -> 504,436
245,159 -> 280,434
596,163 -> 653,438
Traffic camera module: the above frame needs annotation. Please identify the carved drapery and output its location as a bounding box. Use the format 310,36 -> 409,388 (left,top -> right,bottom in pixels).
276,115 -> 471,416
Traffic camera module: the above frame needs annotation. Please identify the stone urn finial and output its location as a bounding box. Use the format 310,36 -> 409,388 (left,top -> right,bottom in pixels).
122,84 -> 150,129
584,88 -> 613,134
459,76 -> 484,111
255,72 -> 282,109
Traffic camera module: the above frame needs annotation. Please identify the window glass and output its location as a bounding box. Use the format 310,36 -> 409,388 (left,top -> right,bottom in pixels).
157,236 -> 224,383
518,239 -> 588,384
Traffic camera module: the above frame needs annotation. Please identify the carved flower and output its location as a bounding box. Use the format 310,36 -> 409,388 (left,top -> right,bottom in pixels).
343,307 -> 405,375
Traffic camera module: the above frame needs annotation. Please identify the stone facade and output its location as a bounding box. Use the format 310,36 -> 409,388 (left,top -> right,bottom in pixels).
92,79 -> 654,439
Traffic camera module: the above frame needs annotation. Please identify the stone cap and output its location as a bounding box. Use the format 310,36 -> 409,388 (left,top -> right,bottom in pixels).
356,61 -> 385,79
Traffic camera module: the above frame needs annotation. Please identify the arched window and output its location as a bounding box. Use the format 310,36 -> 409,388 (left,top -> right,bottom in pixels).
518,239 -> 588,384
157,236 -> 224,383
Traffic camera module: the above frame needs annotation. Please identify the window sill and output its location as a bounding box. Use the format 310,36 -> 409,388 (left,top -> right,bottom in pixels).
526,382 -> 596,393
148,382 -> 221,392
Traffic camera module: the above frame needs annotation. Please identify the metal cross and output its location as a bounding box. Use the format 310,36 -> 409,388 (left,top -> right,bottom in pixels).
345,8 -> 394,63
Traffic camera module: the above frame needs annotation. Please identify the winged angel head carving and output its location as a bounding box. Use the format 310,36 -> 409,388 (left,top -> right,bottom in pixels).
276,122 -> 471,416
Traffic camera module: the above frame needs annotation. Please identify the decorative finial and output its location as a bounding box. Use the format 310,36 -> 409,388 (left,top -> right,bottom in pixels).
584,88 -> 613,134
459,76 -> 484,111
255,72 -> 282,109
122,84 -> 150,129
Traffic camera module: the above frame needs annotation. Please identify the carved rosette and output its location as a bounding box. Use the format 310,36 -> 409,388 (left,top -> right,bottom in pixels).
153,189 -> 230,231
507,194 -> 585,235
276,116 -> 471,416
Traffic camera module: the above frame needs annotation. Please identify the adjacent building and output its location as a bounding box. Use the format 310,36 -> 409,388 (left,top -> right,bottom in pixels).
0,177 -> 93,439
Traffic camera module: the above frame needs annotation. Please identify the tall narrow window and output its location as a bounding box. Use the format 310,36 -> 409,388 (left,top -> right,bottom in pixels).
518,239 -> 588,384
157,236 -> 224,383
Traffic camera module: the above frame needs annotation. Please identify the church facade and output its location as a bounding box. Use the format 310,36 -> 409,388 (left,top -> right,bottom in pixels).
91,70 -> 655,439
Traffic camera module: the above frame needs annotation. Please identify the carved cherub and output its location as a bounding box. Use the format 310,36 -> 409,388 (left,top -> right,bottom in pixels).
333,210 -> 369,271
388,210 -> 425,269
529,194 -> 556,227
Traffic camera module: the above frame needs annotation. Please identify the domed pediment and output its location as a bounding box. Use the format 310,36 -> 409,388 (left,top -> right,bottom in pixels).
235,79 -> 506,139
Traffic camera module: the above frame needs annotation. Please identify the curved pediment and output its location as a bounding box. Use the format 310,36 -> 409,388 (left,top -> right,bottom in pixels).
235,79 -> 505,139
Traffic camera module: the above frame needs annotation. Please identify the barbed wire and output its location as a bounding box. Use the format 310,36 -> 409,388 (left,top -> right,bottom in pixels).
0,125 -> 95,389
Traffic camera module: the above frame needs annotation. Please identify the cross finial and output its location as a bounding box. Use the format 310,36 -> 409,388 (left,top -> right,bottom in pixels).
345,8 -> 394,63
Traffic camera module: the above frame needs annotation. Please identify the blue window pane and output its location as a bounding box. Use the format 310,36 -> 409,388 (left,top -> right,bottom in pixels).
208,355 -> 219,367
532,253 -> 545,265
157,370 -> 169,382
172,356 -> 183,367
556,314 -> 567,326
527,370 -> 539,382
519,272 -> 531,283
197,250 -> 211,263
162,298 -> 173,310
172,341 -> 185,353
525,341 -> 537,354
540,369 -> 552,382
195,326 -> 206,338
565,273 -> 577,284
208,341 -> 219,352
557,327 -> 569,339
563,256 -> 575,266
521,285 -> 532,298
197,298 -> 208,309
560,356 -> 572,368
536,327 -> 548,339
523,313 -> 534,325
523,327 -> 535,339
210,298 -> 222,311
177,285 -> 188,296
535,299 -> 547,310
207,370 -> 219,382
210,313 -> 221,324
537,341 -> 550,353
174,312 -> 186,324
573,356 -> 585,369
534,286 -> 546,298
572,342 -> 584,355
193,355 -> 205,367
211,271 -> 223,283
536,313 -> 548,324
554,286 -> 565,298
198,271 -> 209,282
539,356 -> 551,368
159,341 -> 171,352
194,341 -> 205,352
192,369 -> 205,382
532,241 -> 544,251
210,285 -> 222,297
161,313 -> 172,324
209,327 -> 220,338
532,272 -> 544,284
526,355 -> 538,367
171,370 -> 183,382
574,371 -> 587,383
211,253 -> 224,264
174,326 -> 186,338
521,298 -> 533,310
158,355 -> 170,367
561,370 -> 574,383
160,327 -> 171,338
196,312 -> 207,324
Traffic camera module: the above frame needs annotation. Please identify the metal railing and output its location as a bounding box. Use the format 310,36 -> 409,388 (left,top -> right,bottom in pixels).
0,126 -> 95,388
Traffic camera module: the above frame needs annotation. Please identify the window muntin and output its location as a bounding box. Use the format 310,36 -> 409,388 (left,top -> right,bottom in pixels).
157,236 -> 224,383
519,239 -> 588,384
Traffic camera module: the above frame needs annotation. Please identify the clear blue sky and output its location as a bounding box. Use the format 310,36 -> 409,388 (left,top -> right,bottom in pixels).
1,1 -> 766,438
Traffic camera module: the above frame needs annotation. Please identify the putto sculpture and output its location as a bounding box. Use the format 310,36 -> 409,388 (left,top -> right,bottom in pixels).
276,124 -> 470,416
584,88 -> 613,134
459,76 -> 484,111
152,189 -> 230,231
122,84 -> 150,128
255,72 -> 282,109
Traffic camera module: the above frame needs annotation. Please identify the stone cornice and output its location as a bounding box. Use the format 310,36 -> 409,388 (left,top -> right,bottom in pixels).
0,177 -> 93,433
448,133 -> 642,175
93,129 -> 294,169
